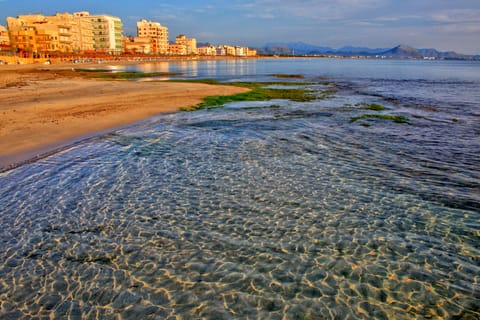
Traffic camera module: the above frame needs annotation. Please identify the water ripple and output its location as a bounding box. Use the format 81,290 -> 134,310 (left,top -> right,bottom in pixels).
1,61 -> 479,319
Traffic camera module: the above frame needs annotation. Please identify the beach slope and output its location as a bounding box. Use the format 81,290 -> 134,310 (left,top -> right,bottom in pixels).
0,66 -> 249,169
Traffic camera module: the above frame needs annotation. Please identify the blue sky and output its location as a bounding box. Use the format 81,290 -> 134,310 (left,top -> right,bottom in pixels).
1,0 -> 479,54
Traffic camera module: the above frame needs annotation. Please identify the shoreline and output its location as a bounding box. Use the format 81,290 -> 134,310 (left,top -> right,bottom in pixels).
0,65 -> 249,171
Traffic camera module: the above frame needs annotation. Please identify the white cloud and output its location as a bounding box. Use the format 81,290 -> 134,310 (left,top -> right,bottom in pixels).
240,0 -> 386,20
153,14 -> 179,22
246,12 -> 275,19
439,23 -> 480,33
431,9 -> 480,24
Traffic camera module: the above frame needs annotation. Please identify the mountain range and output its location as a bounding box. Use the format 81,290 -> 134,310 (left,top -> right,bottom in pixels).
257,42 -> 480,60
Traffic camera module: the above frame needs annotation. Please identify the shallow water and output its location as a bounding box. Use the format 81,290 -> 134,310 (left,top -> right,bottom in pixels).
1,59 -> 479,319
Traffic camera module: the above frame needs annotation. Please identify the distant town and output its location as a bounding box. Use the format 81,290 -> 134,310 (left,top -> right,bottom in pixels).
1,11 -> 479,64
0,11 -> 257,63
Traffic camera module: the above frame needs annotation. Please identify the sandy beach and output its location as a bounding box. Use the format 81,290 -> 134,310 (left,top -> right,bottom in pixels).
0,64 -> 249,169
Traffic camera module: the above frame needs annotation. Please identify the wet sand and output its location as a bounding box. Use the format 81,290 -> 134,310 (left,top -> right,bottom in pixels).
0,64 -> 249,170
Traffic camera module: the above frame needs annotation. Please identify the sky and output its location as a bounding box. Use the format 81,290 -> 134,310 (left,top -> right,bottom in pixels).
1,0 -> 479,54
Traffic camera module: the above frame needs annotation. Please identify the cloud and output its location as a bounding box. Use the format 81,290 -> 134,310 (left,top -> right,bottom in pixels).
246,12 -> 275,19
239,0 -> 386,20
430,9 -> 480,24
438,23 -> 480,34
195,5 -> 215,14
153,14 -> 179,22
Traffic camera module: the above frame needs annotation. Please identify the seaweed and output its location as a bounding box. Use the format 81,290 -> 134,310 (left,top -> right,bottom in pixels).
355,103 -> 388,111
181,81 -> 317,111
350,114 -> 410,124
271,74 -> 305,79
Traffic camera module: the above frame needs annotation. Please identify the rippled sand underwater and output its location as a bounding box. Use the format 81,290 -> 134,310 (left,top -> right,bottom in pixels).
1,61 -> 479,319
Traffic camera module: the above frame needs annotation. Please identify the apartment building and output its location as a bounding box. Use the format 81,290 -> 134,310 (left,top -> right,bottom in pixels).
7,14 -> 71,57
124,36 -> 151,54
6,12 -> 98,57
197,45 -> 217,56
137,19 -> 168,54
247,48 -> 257,57
0,25 -> 10,51
72,12 -> 94,52
175,34 -> 197,55
5,11 -> 255,58
216,46 -> 226,56
223,45 -> 236,56
199,45 -> 256,57
235,46 -> 247,57
167,43 -> 187,55
87,13 -> 124,54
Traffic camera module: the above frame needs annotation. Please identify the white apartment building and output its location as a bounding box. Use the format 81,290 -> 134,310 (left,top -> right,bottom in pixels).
87,13 -> 124,54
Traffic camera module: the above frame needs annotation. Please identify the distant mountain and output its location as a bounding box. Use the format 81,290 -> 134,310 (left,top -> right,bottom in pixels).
260,42 -> 331,55
380,44 -> 424,59
259,42 -> 388,56
257,45 -> 293,55
417,48 -> 476,60
380,45 -> 479,60
335,46 -> 387,55
257,42 -> 480,60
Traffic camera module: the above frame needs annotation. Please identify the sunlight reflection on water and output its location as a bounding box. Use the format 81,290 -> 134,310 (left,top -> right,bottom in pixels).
1,59 -> 479,319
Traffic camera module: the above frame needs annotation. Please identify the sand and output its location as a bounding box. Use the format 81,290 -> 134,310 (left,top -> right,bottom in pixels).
0,64 -> 249,169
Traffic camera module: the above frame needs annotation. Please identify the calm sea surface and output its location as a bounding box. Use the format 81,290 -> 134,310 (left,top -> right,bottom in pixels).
1,58 -> 479,319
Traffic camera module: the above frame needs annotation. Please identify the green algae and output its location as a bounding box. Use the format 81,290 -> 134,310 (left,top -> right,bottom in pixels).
317,89 -> 337,99
356,103 -> 388,111
179,81 -> 317,111
350,114 -> 410,124
271,74 -> 305,79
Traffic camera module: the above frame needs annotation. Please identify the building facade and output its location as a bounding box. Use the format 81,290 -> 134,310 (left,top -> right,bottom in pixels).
197,45 -> 217,56
167,44 -> 187,55
247,48 -> 257,57
5,11 -> 255,58
88,13 -> 124,54
7,14 -> 70,57
124,36 -> 151,54
136,19 -> 168,54
6,12 -> 101,57
175,34 -> 197,55
0,25 -> 10,51
72,12 -> 94,52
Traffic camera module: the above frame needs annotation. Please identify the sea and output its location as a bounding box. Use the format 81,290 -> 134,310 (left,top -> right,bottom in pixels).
0,58 -> 479,319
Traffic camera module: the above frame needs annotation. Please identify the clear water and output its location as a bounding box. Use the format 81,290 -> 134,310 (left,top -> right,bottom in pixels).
1,58 -> 479,319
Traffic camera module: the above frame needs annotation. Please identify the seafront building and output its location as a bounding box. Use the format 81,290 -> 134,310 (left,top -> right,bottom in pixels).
72,12 -> 94,53
247,48 -> 257,57
88,13 -> 124,54
7,14 -> 74,57
224,45 -> 236,56
136,19 -> 168,54
196,45 -> 257,57
124,36 -> 151,54
167,43 -> 187,55
5,12 -> 122,57
0,25 -> 10,52
3,10 -> 256,59
175,34 -> 197,55
197,45 -> 217,56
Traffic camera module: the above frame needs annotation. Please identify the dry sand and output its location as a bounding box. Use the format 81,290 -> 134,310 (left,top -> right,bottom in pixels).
0,64 -> 249,169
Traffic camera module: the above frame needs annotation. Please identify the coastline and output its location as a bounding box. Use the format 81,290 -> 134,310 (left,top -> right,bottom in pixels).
0,64 -> 249,171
